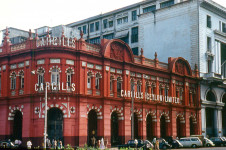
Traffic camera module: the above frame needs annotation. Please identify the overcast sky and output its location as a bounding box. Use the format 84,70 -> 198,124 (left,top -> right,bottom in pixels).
0,0 -> 225,32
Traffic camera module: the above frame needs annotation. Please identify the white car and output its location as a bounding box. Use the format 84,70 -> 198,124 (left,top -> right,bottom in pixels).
204,137 -> 215,147
179,137 -> 202,148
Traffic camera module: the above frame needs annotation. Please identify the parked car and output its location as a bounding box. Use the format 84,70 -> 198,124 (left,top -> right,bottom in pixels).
144,140 -> 154,149
0,141 -> 18,149
203,137 -> 215,147
209,137 -> 226,147
157,138 -> 172,149
171,139 -> 183,149
179,137 -> 202,148
118,139 -> 151,149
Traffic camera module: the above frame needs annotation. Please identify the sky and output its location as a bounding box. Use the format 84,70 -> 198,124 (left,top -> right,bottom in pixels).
0,0 -> 225,32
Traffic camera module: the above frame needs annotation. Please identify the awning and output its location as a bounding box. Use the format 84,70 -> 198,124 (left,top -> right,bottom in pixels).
115,30 -> 129,38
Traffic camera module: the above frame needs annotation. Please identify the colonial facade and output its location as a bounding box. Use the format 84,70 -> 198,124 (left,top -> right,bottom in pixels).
0,28 -> 201,147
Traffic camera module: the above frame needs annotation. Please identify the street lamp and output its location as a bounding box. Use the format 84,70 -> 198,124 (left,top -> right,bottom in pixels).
31,71 -> 48,149
131,82 -> 134,140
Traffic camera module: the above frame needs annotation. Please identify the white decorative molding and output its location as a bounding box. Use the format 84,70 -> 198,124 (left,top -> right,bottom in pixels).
126,70 -> 130,75
106,66 -> 110,71
82,61 -> 86,67
2,65 -> 6,70
25,60 -> 29,66
131,72 -> 135,77
96,65 -> 102,70
66,59 -> 74,65
50,58 -> 60,64
37,59 -> 45,65
87,63 -> 94,68
18,62 -> 24,68
110,68 -> 115,73
10,64 -> 17,69
117,69 -> 122,74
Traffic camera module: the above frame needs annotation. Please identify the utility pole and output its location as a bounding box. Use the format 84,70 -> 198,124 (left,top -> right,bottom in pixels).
44,83 -> 48,149
131,82 -> 134,140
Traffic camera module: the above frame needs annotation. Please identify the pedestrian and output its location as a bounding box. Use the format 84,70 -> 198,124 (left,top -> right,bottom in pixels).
155,139 -> 159,150
91,136 -> 96,147
152,138 -> 156,149
54,139 -> 57,149
58,140 -> 63,149
27,140 -> 32,149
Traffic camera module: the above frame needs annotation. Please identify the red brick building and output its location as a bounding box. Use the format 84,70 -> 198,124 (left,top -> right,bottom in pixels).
0,28 -> 201,147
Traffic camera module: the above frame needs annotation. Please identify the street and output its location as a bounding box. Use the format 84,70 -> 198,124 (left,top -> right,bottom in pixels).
171,148 -> 226,150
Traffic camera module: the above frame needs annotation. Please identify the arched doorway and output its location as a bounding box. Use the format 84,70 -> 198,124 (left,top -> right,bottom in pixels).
206,107 -> 215,137
176,117 -> 181,138
88,110 -> 97,146
111,112 -> 119,146
190,117 -> 195,135
146,114 -> 153,141
160,115 -> 166,138
12,111 -> 23,140
206,90 -> 216,137
222,94 -> 226,136
47,108 -> 63,141
131,113 -> 139,139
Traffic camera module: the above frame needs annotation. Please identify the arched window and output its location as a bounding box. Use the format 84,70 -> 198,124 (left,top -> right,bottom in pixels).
179,88 -> 183,100
206,90 -> 216,101
51,68 -> 60,85
145,82 -> 149,94
10,72 -> 17,90
87,72 -> 92,89
165,86 -> 168,98
110,76 -> 114,92
117,77 -> 122,97
37,68 -> 45,86
137,80 -> 142,93
66,68 -> 74,87
95,73 -> 101,90
19,71 -> 24,89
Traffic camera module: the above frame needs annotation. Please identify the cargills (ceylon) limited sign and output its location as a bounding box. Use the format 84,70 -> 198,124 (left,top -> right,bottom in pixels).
121,90 -> 180,104
35,82 -> 75,91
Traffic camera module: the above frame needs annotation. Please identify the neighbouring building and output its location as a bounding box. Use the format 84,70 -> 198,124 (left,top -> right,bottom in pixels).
66,0 -> 226,138
0,28 -> 201,147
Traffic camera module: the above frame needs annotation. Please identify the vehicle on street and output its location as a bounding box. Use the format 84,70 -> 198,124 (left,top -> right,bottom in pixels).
203,137 -> 215,147
157,138 -> 172,149
0,141 -> 18,149
179,137 -> 202,148
118,139 -> 152,149
144,140 -> 154,149
209,137 -> 226,147
171,139 -> 183,149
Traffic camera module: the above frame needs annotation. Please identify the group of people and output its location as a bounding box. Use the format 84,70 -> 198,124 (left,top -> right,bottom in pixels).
46,138 -> 63,149
91,136 -> 108,149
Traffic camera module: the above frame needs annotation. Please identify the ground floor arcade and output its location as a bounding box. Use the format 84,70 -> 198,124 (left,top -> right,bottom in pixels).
0,95 -> 201,147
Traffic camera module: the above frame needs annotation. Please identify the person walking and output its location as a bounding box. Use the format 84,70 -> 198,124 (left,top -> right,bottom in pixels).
27,140 -> 32,149
155,139 -> 159,150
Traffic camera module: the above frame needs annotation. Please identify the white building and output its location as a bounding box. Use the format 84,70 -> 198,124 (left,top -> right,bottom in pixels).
67,0 -> 226,137
139,0 -> 226,137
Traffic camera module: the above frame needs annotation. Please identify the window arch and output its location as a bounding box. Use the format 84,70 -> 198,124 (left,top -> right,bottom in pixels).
87,72 -> 93,89
95,73 -> 102,90
37,68 -> 45,86
18,71 -> 24,89
10,72 -> 17,90
206,90 -> 216,101
50,67 -> 60,86
137,80 -> 142,93
117,77 -> 122,97
66,68 -> 74,87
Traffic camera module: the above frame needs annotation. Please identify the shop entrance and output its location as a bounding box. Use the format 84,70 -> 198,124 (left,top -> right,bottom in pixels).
47,108 -> 63,141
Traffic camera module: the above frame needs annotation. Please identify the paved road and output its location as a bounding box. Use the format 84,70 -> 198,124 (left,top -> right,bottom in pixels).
171,148 -> 226,150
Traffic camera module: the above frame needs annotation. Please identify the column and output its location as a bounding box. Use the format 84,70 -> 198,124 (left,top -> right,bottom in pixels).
214,109 -> 218,137
218,109 -> 222,137
201,107 -> 206,137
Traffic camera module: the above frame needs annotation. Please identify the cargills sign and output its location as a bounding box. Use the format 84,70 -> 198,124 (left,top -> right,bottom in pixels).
35,82 -> 75,91
36,37 -> 76,48
121,90 -> 180,104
